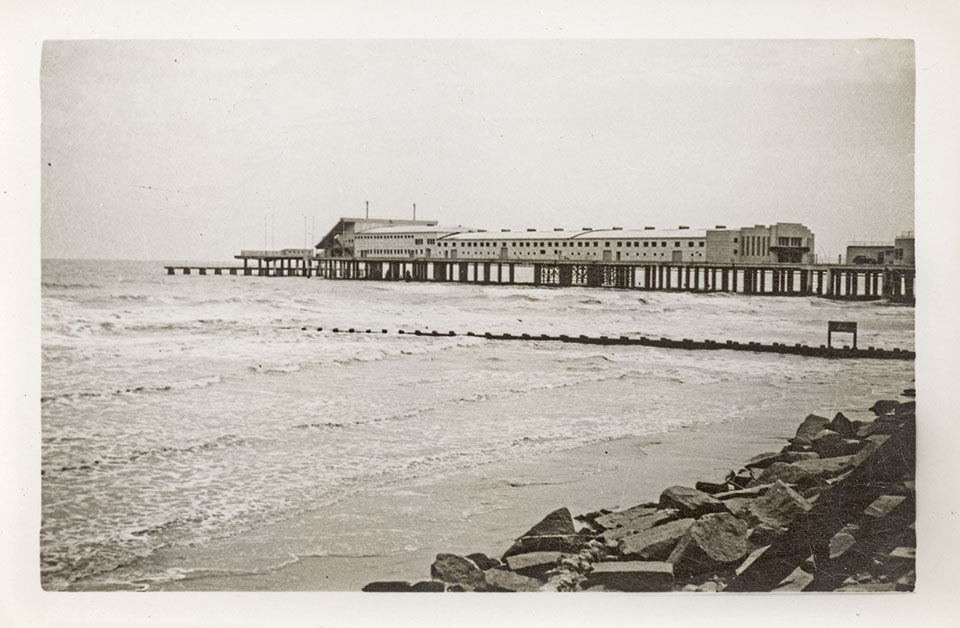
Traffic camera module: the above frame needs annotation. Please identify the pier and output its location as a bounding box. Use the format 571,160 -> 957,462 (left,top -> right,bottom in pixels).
166,256 -> 916,302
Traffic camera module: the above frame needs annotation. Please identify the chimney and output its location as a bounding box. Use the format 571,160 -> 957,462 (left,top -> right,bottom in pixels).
413,203 -> 416,220
715,225 -> 726,229
365,201 -> 369,219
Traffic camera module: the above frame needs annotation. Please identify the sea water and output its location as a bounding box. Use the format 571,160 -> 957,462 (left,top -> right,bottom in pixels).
41,259 -> 915,590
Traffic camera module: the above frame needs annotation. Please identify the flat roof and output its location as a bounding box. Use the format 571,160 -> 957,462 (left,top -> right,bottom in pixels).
441,228 -> 707,241
357,224 -> 472,235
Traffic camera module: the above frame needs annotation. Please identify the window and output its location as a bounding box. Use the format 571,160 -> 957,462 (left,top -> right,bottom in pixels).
688,242 -> 694,247
593,242 -> 599,247
617,242 -> 622,247
662,242 -> 667,247
644,242 -> 649,247
675,242 -> 680,247
699,241 -> 705,247
733,237 -> 738,243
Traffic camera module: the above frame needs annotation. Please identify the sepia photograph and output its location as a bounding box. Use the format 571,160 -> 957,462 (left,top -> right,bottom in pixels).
4,1 -> 960,626
40,37 -> 917,593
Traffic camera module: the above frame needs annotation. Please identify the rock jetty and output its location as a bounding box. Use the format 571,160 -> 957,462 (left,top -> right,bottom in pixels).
362,393 -> 916,592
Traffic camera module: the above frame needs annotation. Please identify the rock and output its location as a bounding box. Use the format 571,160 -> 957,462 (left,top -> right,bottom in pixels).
362,581 -> 415,592
519,507 -> 576,537
667,512 -> 750,577
467,553 -> 501,571
503,551 -> 568,578
586,561 -> 674,592
411,581 -> 445,592
869,400 -> 900,416
828,531 -> 857,560
789,455 -> 856,478
720,497 -> 754,518
829,412 -> 856,436
744,452 -> 785,470
503,534 -> 585,557
773,567 -> 814,591
863,495 -> 907,519
895,401 -> 916,419
430,553 -> 485,589
714,484 -> 773,500
502,507 -> 578,558
483,568 -> 543,592
754,462 -> 818,488
740,480 -> 812,529
599,508 -> 679,543
594,505 -> 659,531
809,430 -> 864,458
748,522 -> 788,545
619,518 -> 696,560
793,413 -> 831,445
659,486 -> 727,518
735,545 -> 770,576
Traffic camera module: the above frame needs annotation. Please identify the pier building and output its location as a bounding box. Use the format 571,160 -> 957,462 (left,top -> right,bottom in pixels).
846,231 -> 914,265
354,224 -> 475,259
316,217 -> 444,258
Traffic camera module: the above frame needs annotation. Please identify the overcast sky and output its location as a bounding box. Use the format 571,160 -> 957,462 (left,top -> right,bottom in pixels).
40,39 -> 914,262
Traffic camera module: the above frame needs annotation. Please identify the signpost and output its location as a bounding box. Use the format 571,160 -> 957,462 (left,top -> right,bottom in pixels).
828,321 -> 858,349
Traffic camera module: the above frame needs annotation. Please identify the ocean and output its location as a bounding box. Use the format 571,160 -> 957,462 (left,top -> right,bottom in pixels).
40,259 -> 915,591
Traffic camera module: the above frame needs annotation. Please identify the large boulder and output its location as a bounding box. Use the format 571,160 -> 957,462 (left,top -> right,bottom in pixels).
600,509 -> 679,543
483,568 -> 543,592
659,486 -> 727,518
618,518 -> 695,560
793,414 -> 831,445
362,581 -> 416,592
869,400 -> 900,416
829,412 -> 857,437
594,505 -> 659,531
519,507 -> 576,537
739,480 -> 812,528
586,561 -> 674,592
503,551 -> 568,578
467,553 -> 501,571
667,512 -> 750,577
430,553 -> 485,590
790,455 -> 856,478
754,462 -> 818,488
809,430 -> 861,458
502,507 -> 579,558
895,401 -> 916,419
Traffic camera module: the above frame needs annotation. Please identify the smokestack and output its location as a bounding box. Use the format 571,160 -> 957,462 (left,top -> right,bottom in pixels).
413,203 -> 417,220
365,201 -> 369,219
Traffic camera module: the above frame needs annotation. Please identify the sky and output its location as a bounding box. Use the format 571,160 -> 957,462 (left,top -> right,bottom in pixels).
40,39 -> 915,262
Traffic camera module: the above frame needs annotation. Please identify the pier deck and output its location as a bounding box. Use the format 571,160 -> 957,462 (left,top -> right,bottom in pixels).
166,256 -> 916,302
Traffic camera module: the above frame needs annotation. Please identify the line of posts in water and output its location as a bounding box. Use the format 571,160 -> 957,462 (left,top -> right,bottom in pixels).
165,257 -> 915,301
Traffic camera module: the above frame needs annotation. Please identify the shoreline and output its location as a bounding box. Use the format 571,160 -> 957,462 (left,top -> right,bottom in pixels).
362,392 -> 917,593
153,390 -> 876,591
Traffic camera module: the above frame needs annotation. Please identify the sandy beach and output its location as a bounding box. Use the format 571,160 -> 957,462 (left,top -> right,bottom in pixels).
152,389 -> 887,591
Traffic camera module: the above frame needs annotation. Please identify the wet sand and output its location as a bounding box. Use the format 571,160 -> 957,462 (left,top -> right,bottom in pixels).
155,400 -> 837,591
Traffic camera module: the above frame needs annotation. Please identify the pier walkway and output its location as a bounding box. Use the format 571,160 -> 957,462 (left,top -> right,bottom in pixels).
165,256 -> 916,302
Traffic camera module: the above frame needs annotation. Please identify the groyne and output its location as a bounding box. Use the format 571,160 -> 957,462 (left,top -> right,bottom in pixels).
307,327 -> 915,361
362,393 -> 916,592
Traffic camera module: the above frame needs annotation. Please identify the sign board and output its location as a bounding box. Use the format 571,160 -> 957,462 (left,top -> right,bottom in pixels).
827,321 -> 858,349
828,321 -> 857,333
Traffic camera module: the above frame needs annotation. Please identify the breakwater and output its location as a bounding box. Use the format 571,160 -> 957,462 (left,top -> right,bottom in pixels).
308,327 -> 915,361
362,393 -> 917,592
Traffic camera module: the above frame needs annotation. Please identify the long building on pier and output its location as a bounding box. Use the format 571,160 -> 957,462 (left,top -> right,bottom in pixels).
329,219 -> 815,265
